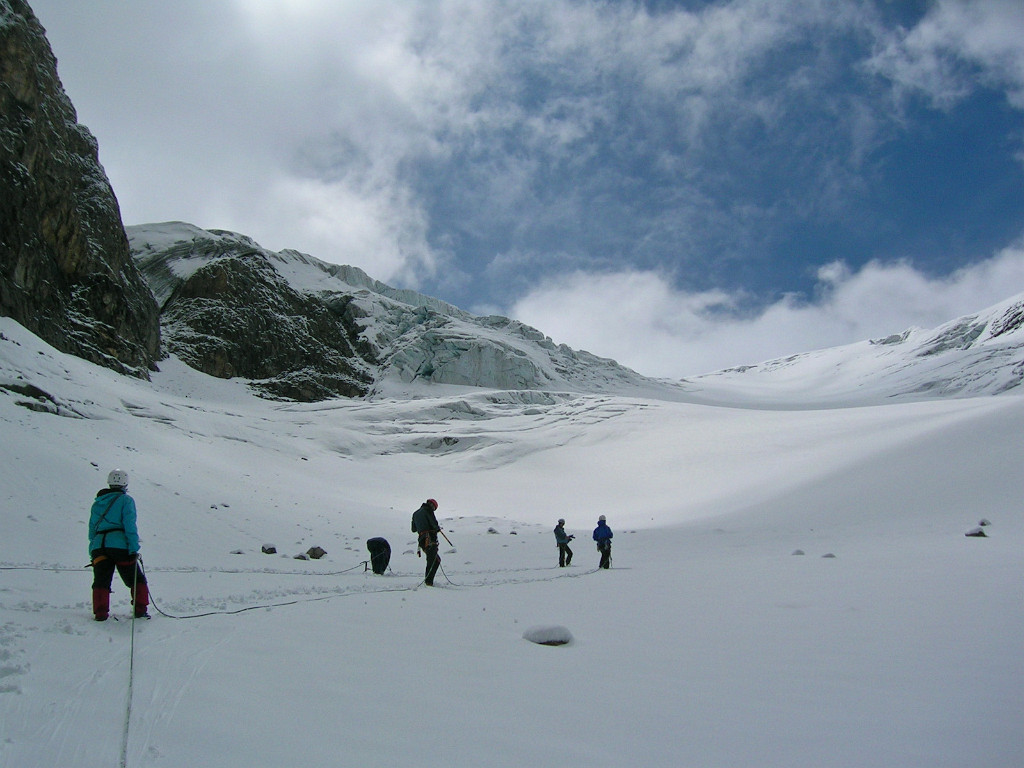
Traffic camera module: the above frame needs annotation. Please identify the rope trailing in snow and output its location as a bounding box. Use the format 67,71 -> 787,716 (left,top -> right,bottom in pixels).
145,559 -> 598,617
1,559 -> 600,581
0,565 -> 83,572
147,581 -> 420,620
119,560 -> 141,768
0,561 -> 368,573
2,557 -> 601,621
435,559 -> 599,587
142,554 -> 420,619
436,559 -> 466,586
17,553 -> 596,765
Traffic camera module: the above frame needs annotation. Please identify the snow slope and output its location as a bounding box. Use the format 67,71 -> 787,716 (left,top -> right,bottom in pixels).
685,291 -> 1024,407
1,316 -> 1021,767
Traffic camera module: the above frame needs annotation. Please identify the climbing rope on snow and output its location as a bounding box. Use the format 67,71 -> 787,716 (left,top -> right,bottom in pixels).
2,556 -> 601,620
146,582 -> 421,619
436,559 -> 460,586
119,559 -> 141,768
3,554 -> 598,766
434,559 -> 600,587
0,564 -> 82,572
140,555 -> 421,620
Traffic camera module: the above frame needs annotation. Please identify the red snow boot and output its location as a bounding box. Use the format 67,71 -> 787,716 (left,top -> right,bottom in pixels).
93,588 -> 110,621
132,581 -> 149,618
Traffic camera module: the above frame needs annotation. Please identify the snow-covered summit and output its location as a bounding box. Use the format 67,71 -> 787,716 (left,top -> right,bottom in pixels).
685,292 -> 1024,407
129,221 -> 463,317
128,222 -> 690,401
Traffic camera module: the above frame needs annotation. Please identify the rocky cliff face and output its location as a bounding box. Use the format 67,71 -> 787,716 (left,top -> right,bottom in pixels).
136,226 -> 373,400
129,222 -> 684,402
0,0 -> 159,375
0,0 -> 675,405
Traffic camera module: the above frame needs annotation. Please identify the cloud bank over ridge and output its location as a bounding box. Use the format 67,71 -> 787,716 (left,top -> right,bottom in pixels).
32,0 -> 1024,376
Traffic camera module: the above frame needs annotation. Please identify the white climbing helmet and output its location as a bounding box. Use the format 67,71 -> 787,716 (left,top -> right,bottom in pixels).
107,468 -> 129,489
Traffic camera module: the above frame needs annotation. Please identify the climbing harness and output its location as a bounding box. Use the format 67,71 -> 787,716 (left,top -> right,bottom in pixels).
92,492 -> 126,550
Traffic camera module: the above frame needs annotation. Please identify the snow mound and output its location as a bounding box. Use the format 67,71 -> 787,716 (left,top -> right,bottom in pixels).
522,625 -> 574,646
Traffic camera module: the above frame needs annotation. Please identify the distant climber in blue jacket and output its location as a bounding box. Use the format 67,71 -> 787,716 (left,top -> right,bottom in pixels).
593,515 -> 612,569
89,469 -> 149,620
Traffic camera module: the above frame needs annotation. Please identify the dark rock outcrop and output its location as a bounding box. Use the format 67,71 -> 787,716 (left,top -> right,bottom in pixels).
138,227 -> 373,400
0,0 -> 159,375
128,221 -> 696,403
130,222 -> 673,402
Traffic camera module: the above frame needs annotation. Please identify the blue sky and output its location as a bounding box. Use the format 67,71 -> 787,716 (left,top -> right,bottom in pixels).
31,0 -> 1024,377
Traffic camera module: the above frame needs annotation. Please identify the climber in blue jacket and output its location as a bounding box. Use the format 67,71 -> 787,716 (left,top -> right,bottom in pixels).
593,515 -> 613,569
88,469 -> 149,620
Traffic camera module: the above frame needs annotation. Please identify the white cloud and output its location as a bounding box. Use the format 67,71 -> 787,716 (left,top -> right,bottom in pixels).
510,241 -> 1024,379
867,0 -> 1024,108
259,175 -> 437,285
33,0 -> 886,274
35,0 -> 453,283
32,0 -> 1024,327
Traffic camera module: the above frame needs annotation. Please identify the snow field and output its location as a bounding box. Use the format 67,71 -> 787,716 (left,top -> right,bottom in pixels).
1,318 -> 1021,767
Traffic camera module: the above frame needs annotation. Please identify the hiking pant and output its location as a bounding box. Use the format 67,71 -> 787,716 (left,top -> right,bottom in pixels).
597,541 -> 611,569
91,548 -> 148,618
558,543 -> 573,567
423,544 -> 441,586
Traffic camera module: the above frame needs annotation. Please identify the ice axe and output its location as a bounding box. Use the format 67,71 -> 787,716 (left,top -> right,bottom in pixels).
438,529 -> 453,547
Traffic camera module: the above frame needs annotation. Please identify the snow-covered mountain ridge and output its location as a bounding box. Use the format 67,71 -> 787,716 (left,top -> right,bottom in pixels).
129,222 -> 1024,406
685,291 -> 1024,406
129,221 -> 688,402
